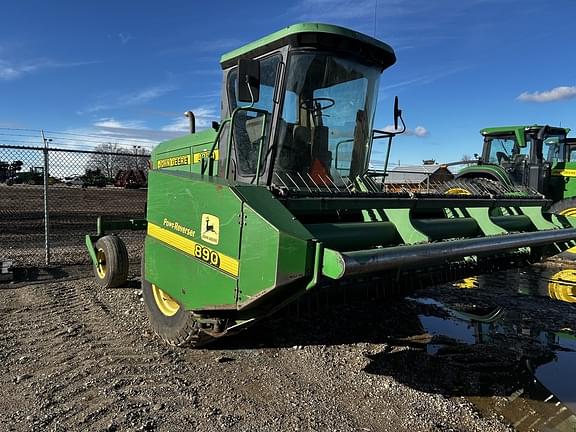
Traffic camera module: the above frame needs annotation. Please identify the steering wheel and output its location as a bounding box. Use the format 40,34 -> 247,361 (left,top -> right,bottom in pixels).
300,97 -> 336,111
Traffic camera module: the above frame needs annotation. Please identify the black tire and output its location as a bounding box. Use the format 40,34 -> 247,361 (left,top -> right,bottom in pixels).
548,197 -> 576,217
93,235 -> 129,288
547,198 -> 576,255
6,179 -> 13,186
140,256 -> 211,347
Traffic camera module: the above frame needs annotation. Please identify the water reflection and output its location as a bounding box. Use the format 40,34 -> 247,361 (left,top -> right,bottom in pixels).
405,267 -> 576,431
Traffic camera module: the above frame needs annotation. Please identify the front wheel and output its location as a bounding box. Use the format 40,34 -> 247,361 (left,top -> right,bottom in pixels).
141,257 -> 212,347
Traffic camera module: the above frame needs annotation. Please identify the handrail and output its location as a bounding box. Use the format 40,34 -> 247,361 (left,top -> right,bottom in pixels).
225,106 -> 270,181
334,138 -> 354,171
201,118 -> 231,175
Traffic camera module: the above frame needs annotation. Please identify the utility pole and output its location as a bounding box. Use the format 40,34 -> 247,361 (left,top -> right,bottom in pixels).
41,130 -> 52,265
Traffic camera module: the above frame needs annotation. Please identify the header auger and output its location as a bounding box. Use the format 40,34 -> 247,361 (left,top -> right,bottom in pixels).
86,23 -> 576,347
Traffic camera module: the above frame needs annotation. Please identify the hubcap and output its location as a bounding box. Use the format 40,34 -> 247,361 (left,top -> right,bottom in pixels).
96,248 -> 107,279
152,284 -> 180,316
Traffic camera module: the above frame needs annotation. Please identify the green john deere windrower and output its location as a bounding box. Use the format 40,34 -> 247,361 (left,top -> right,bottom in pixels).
85,23 -> 576,346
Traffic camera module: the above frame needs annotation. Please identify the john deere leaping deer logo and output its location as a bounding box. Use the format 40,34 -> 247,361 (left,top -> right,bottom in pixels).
201,214 -> 219,245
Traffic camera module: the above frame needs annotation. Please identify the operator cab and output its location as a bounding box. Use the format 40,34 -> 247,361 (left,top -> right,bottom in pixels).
216,23 -> 396,189
481,125 -> 569,191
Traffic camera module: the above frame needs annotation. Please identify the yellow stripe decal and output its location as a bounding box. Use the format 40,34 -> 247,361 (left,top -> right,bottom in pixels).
147,222 -> 239,277
552,168 -> 576,177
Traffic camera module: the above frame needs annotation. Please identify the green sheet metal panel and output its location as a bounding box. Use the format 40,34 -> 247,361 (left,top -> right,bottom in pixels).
145,236 -> 237,310
152,129 -> 217,173
154,147 -> 192,172
550,161 -> 576,201
237,205 -> 279,302
144,170 -> 242,309
237,204 -> 311,304
456,164 -> 513,186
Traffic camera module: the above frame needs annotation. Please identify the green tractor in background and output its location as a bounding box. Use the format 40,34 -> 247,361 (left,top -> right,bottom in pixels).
455,125 -> 576,216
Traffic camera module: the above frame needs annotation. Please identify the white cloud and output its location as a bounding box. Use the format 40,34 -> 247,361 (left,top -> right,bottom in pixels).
161,107 -> 217,132
121,86 -> 175,105
380,66 -> 470,92
93,118 -> 147,130
517,86 -> 576,103
0,58 -> 97,81
82,84 -> 177,114
381,124 -> 429,137
118,32 -> 133,45
89,118 -> 182,143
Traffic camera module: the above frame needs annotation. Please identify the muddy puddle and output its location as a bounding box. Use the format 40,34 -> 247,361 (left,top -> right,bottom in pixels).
406,265 -> 576,431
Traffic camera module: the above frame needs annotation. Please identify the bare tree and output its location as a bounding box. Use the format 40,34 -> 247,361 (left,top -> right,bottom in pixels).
87,143 -> 130,179
128,146 -> 151,171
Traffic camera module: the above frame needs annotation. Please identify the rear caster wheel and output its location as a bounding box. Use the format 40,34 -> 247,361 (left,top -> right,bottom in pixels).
93,235 -> 129,288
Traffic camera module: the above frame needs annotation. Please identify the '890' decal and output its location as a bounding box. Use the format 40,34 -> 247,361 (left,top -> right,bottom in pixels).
147,222 -> 239,277
194,244 -> 220,267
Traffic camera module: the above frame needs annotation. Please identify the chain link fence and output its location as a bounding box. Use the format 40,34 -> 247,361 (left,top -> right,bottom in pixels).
0,128 -> 154,269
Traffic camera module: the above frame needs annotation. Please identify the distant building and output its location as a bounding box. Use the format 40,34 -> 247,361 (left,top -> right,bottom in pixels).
384,164 -> 454,190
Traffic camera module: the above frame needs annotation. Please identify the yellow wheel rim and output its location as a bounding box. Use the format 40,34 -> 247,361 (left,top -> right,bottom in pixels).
96,248 -> 107,279
152,284 -> 180,316
445,187 -> 472,196
559,207 -> 576,218
559,208 -> 576,253
453,276 -> 478,289
548,270 -> 576,303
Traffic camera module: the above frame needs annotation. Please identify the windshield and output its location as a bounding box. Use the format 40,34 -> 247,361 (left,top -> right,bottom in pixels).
543,134 -> 566,163
273,52 -> 380,187
486,135 -> 527,164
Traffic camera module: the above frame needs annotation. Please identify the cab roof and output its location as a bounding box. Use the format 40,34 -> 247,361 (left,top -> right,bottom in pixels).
219,22 -> 396,70
480,125 -> 570,148
481,125 -> 570,136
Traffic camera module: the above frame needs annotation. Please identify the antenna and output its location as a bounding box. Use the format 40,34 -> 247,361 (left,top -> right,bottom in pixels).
373,0 -> 378,37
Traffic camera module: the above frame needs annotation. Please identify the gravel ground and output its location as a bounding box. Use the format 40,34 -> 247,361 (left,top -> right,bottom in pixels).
0,270 -> 515,432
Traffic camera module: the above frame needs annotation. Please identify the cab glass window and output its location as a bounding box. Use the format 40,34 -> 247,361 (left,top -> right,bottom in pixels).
226,55 -> 281,175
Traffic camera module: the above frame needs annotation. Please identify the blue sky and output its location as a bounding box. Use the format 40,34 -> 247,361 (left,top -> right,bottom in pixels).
1,0 -> 576,164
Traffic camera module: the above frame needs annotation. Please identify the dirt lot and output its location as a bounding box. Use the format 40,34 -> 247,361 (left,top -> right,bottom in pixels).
0,184 -> 146,267
0,268 -> 517,432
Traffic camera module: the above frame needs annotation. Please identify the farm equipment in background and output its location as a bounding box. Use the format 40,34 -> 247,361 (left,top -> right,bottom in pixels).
0,160 -> 23,184
455,126 -> 576,216
6,166 -> 44,186
114,169 -> 147,189
85,23 -> 576,347
80,169 -> 107,188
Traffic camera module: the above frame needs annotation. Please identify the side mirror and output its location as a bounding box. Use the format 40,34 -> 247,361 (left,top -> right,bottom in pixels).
237,59 -> 260,103
393,96 -> 402,130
